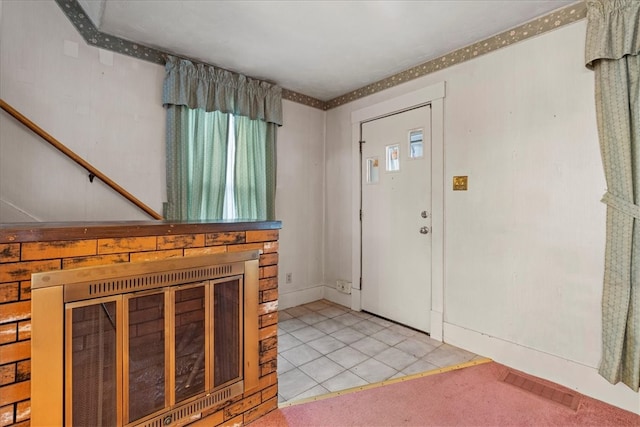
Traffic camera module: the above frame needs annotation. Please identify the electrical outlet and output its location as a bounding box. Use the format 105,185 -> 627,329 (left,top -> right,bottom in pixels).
285,273 -> 292,284
336,280 -> 352,294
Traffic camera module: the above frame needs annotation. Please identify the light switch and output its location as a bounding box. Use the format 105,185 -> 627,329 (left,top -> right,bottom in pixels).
453,176 -> 468,191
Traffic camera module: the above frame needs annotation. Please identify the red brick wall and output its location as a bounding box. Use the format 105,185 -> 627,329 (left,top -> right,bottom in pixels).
0,226 -> 279,426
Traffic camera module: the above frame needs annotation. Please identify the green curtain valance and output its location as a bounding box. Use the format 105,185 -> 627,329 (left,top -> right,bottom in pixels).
585,0 -> 640,68
163,56 -> 283,126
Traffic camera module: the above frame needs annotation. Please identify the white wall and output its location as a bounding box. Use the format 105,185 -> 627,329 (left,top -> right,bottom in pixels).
3,0 -> 636,413
0,0 -> 326,309
325,21 -> 639,413
0,0 -> 166,222
276,100 -> 326,308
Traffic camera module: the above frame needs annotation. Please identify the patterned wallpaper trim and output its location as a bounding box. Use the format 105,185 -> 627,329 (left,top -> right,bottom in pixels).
281,88 -> 327,110
55,0 -> 586,111
324,1 -> 587,110
56,0 -> 165,64
53,0 -> 321,108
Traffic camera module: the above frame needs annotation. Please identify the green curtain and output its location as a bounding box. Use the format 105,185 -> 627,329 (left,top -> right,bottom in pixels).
163,56 -> 283,125
236,120 -> 278,221
163,56 -> 282,221
265,123 -> 278,220
234,115 -> 272,220
165,106 -> 229,220
585,0 -> 640,391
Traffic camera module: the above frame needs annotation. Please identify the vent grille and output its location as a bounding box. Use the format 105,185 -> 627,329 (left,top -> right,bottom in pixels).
134,382 -> 243,427
501,370 -> 580,411
88,265 -> 233,296
65,264 -> 238,302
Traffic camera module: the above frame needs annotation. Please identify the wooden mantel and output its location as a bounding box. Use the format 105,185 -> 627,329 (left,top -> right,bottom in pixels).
0,220 -> 282,243
0,220 -> 282,427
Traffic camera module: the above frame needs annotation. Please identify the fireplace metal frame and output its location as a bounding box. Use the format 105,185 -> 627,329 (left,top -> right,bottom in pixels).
31,251 -> 260,427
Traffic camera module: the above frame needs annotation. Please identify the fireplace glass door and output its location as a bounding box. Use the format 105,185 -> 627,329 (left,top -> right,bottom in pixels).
174,284 -> 206,402
214,278 -> 241,386
125,291 -> 167,423
67,297 -> 121,427
65,276 -> 244,426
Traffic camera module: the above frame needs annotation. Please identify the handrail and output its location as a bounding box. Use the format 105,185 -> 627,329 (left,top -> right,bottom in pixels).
0,99 -> 163,220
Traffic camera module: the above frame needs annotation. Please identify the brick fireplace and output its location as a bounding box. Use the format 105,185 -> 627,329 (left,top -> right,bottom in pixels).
0,221 -> 280,426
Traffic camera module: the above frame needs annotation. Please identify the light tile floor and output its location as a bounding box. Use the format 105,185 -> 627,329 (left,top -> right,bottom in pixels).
277,300 -> 481,404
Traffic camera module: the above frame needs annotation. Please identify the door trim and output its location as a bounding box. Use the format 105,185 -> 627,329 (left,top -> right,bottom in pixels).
350,81 -> 445,341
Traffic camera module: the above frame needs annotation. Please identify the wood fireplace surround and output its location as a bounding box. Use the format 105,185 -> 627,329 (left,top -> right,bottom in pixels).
0,221 -> 281,427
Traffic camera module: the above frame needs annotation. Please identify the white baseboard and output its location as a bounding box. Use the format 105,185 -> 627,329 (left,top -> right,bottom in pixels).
444,322 -> 639,414
430,311 -> 443,342
323,286 -> 352,308
278,285 -> 354,311
350,288 -> 361,311
278,285 -> 324,310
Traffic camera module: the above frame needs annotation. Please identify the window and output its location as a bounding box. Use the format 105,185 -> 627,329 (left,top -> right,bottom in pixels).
386,144 -> 400,172
222,115 -> 237,219
409,129 -> 424,159
163,56 -> 281,221
165,106 -> 276,221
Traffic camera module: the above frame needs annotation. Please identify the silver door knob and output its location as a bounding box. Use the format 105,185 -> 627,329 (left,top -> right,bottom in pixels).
421,211 -> 429,218
419,226 -> 430,234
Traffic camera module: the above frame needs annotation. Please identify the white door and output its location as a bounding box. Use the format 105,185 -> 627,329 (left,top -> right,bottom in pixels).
361,105 -> 432,332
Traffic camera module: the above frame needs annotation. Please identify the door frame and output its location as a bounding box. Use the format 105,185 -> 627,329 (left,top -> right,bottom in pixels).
350,81 -> 445,341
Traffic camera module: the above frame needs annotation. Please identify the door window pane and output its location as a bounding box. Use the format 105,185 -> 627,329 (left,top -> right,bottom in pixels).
386,144 -> 400,171
409,129 -> 423,159
366,157 -> 379,184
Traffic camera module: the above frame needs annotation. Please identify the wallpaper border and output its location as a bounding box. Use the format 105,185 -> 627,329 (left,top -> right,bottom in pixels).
55,0 -> 586,111
324,1 -> 587,110
53,0 -> 324,108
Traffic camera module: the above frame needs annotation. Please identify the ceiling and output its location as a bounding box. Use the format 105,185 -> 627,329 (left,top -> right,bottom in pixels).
78,0 -> 578,102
